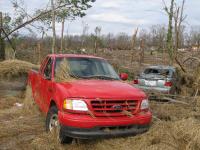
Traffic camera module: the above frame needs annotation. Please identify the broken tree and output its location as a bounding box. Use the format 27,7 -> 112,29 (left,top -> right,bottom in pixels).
0,12 -> 5,60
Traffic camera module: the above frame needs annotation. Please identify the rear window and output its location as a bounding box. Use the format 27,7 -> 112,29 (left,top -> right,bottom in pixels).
144,68 -> 171,77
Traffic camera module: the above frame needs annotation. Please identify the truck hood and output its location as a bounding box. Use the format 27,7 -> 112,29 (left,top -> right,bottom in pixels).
57,80 -> 146,100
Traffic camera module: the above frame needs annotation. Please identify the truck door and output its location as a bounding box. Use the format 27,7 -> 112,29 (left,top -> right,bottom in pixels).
40,57 -> 54,113
33,57 -> 48,108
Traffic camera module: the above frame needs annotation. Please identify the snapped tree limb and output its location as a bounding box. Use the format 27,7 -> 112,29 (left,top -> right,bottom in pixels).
2,3 -> 71,39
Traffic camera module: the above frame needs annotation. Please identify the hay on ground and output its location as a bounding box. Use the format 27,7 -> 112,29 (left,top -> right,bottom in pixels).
0,59 -> 39,79
21,85 -> 40,115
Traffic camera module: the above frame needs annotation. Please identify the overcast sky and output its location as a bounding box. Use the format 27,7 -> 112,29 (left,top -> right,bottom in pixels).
0,0 -> 200,36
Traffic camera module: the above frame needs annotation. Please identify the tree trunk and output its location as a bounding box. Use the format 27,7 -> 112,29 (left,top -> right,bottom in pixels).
174,11 -> 179,58
130,28 -> 138,64
167,0 -> 175,64
0,12 -> 5,60
60,18 -> 65,53
177,0 -> 186,47
94,38 -> 97,53
51,0 -> 56,54
140,39 -> 145,65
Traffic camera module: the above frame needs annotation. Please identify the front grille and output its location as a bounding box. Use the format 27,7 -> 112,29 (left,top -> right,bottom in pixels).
90,100 -> 139,117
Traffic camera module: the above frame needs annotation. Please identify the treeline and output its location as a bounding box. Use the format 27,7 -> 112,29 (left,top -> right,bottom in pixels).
8,25 -> 200,54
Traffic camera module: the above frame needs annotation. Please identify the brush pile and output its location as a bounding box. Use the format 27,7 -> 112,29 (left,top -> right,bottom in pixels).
0,59 -> 39,79
173,56 -> 200,97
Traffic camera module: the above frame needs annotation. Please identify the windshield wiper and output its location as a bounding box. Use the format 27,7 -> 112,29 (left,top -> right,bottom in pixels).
81,75 -> 119,80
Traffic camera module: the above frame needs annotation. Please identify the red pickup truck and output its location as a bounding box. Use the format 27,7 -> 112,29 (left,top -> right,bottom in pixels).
28,54 -> 152,143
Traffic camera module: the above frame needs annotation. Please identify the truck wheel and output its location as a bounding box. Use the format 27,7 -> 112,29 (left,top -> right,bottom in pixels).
46,106 -> 73,144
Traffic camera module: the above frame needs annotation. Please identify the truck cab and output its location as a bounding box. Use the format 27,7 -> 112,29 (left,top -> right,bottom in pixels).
28,54 -> 152,143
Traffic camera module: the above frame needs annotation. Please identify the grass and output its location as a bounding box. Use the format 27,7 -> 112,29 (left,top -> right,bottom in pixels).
1,86 -> 200,150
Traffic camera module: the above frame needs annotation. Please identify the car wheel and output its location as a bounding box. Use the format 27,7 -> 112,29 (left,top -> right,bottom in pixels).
46,106 -> 73,144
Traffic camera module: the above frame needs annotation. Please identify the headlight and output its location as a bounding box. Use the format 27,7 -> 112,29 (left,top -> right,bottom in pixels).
140,99 -> 149,110
63,99 -> 88,111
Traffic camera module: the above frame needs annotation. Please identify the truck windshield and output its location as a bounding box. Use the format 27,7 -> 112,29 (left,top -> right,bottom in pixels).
55,57 -> 120,80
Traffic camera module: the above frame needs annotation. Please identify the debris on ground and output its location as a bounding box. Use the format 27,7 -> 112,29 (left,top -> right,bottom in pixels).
0,59 -> 39,79
1,58 -> 200,150
14,102 -> 23,107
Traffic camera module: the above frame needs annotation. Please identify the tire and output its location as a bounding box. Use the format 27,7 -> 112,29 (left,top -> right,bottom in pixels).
46,106 -> 73,144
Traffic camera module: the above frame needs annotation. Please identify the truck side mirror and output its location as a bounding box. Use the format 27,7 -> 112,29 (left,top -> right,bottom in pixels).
119,73 -> 128,81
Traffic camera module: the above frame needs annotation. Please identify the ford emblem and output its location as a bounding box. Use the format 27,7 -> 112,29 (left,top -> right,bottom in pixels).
112,105 -> 123,110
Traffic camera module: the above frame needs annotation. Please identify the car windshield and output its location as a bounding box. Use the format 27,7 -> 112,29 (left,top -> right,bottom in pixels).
143,68 -> 172,77
55,57 -> 120,80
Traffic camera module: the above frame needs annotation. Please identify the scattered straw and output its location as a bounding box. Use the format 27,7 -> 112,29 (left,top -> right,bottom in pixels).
55,59 -> 75,83
0,59 -> 39,79
1,59 -> 200,149
21,85 -> 40,115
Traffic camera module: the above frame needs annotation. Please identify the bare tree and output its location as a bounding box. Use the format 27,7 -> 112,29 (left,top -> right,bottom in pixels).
94,26 -> 101,53
149,25 -> 166,51
163,0 -> 175,64
116,32 -> 130,50
0,0 -> 96,58
163,0 -> 187,66
106,33 -> 114,50
139,38 -> 145,65
190,27 -> 200,49
81,22 -> 89,48
173,0 -> 186,56
60,17 -> 65,52
130,28 -> 138,63
57,0 -> 92,52
0,12 -> 5,60
51,0 -> 56,54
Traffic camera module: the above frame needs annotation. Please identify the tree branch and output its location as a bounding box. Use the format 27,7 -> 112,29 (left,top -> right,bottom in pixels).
162,0 -> 170,14
2,28 -> 16,53
175,56 -> 186,73
2,3 -> 70,39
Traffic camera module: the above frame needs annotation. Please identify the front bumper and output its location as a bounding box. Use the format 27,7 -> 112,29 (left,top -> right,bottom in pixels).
60,124 -> 150,139
58,111 -> 152,128
58,111 -> 152,139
